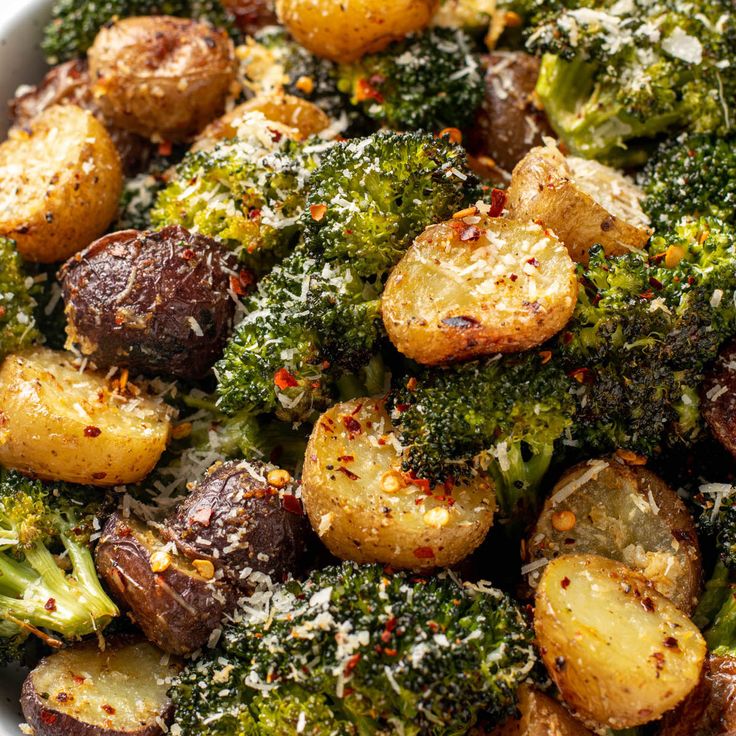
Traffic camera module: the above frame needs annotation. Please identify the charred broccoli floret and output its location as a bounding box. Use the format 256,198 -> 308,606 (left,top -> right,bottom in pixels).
0,471 -> 117,659
526,0 -> 736,162
0,238 -> 40,359
169,562 -> 536,735
337,28 -> 484,132
42,0 -> 234,64
641,133 -> 736,230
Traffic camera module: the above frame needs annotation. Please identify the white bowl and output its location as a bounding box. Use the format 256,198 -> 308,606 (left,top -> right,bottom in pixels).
0,2 -> 54,732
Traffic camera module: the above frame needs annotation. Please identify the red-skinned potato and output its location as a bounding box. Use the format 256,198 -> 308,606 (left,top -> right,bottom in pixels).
702,340 -> 736,459
222,0 -> 278,34
21,638 -> 177,736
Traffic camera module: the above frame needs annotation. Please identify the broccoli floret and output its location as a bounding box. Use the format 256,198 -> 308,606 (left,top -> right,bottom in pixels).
303,131 -> 480,277
42,0 -> 234,63
169,562 -> 536,735
152,130 -> 322,273
391,352 -> 575,522
0,471 -> 117,654
337,28 -> 484,132
527,0 -> 736,162
641,133 -> 736,231
0,238 -> 40,359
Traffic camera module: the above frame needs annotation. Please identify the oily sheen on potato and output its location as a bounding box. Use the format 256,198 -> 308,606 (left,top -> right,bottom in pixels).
302,397 -> 495,569
0,348 -> 172,486
506,143 -> 652,263
534,554 -> 706,729
382,215 -> 577,364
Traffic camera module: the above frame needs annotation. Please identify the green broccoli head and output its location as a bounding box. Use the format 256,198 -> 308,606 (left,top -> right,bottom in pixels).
337,28 -> 485,132
527,0 -> 736,162
641,133 -> 736,231
152,131 -> 323,272
0,471 -> 117,652
391,352 -> 575,521
303,131 -> 480,277
169,562 -> 536,735
42,0 -> 235,64
0,238 -> 40,360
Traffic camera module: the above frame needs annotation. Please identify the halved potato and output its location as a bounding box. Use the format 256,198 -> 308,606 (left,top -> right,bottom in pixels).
382,215 -> 577,364
21,638 -> 177,736
0,104 -> 122,263
535,554 -> 706,729
276,0 -> 437,62
193,93 -> 330,152
302,398 -> 495,569
0,348 -> 172,486
506,143 -> 652,263
526,459 -> 701,613
96,514 -> 235,655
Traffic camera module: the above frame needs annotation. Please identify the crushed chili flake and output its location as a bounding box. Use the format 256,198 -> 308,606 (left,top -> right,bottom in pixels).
489,188 -> 507,217
44,598 -> 57,611
355,77 -> 385,103
406,377 -> 418,391
40,712 -> 58,726
158,141 -> 173,157
92,472 -> 107,480
342,415 -> 362,434
539,350 -> 552,364
344,653 -> 361,676
649,276 -> 663,290
664,636 -> 679,648
560,576 -> 571,589
101,704 -> 116,715
383,648 -> 398,656
413,546 -> 435,559
274,368 -> 299,389
641,597 -> 656,612
281,494 -> 304,515
84,426 -> 101,438
181,248 -> 195,261
568,367 -> 593,384
336,466 -> 359,480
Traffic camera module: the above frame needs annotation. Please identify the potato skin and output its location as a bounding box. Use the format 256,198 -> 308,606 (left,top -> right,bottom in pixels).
161,460 -> 313,588
0,348 -> 171,486
21,637 -> 176,736
702,341 -> 736,459
506,144 -> 651,263
382,216 -> 577,364
96,514 -> 236,655
222,0 -> 278,34
60,226 -> 240,380
9,58 -> 151,175
0,104 -> 122,263
534,554 -> 706,729
527,458 -> 701,613
466,52 -> 554,174
658,654 -> 736,736
302,398 -> 495,569
276,0 -> 437,62
89,16 -> 236,142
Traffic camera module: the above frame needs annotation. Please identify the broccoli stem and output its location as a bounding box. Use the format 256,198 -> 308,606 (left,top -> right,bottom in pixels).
693,560 -> 731,630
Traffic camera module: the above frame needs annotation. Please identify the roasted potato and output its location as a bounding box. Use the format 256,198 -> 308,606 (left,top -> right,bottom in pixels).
88,16 -> 236,142
302,398 -> 495,569
9,58 -> 152,175
0,348 -> 172,486
96,513 -> 236,655
506,143 -> 652,263
21,638 -> 177,736
382,215 -> 577,364
702,340 -> 736,458
535,554 -> 706,730
60,226 -> 241,381
161,460 -> 313,587
526,458 -> 701,613
193,93 -> 330,151
466,52 -> 554,174
0,104 -> 122,263
222,0 -> 278,34
658,654 -> 736,736
491,685 -> 593,736
275,0 -> 438,62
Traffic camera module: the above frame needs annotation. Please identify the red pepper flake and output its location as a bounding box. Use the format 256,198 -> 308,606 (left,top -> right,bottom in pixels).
191,506 -> 213,527
44,598 -> 57,611
355,77 -> 385,103
383,648 -> 398,656
336,466 -> 359,480
539,350 -> 552,364
274,368 -> 299,389
413,546 -> 435,559
84,425 -> 101,438
281,494 -> 304,515
648,276 -> 663,290
344,653 -> 361,676
489,188 -> 507,217
568,367 -> 593,384
443,477 -> 455,493
249,208 -> 261,220
651,651 -> 665,671
526,257 -> 539,267
342,415 -> 362,434
664,636 -> 679,648
230,275 -> 247,296
460,225 -> 481,242
639,290 -> 654,300
406,377 -> 418,391
641,597 -> 656,612
562,331 -> 573,345
310,203 -> 328,221
157,140 -> 173,157
560,576 -> 571,589
40,712 -> 58,726
101,704 -> 116,715
0,307 -> 5,318
181,248 -> 195,261
337,455 -> 355,463
404,471 -> 431,494
72,674 -> 85,684
92,472 -> 107,480
268,127 -> 283,143
395,403 -> 409,413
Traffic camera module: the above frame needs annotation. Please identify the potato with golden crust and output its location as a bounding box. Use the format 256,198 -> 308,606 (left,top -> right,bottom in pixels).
302,398 -> 495,569
21,638 -> 177,736
534,554 -> 706,730
161,460 -> 313,588
0,104 -> 122,263
88,16 -> 236,142
0,348 -> 172,486
382,215 -> 577,364
96,514 -> 236,656
276,0 -> 438,62
526,458 -> 702,613
59,226 -> 241,381
506,143 -> 652,263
